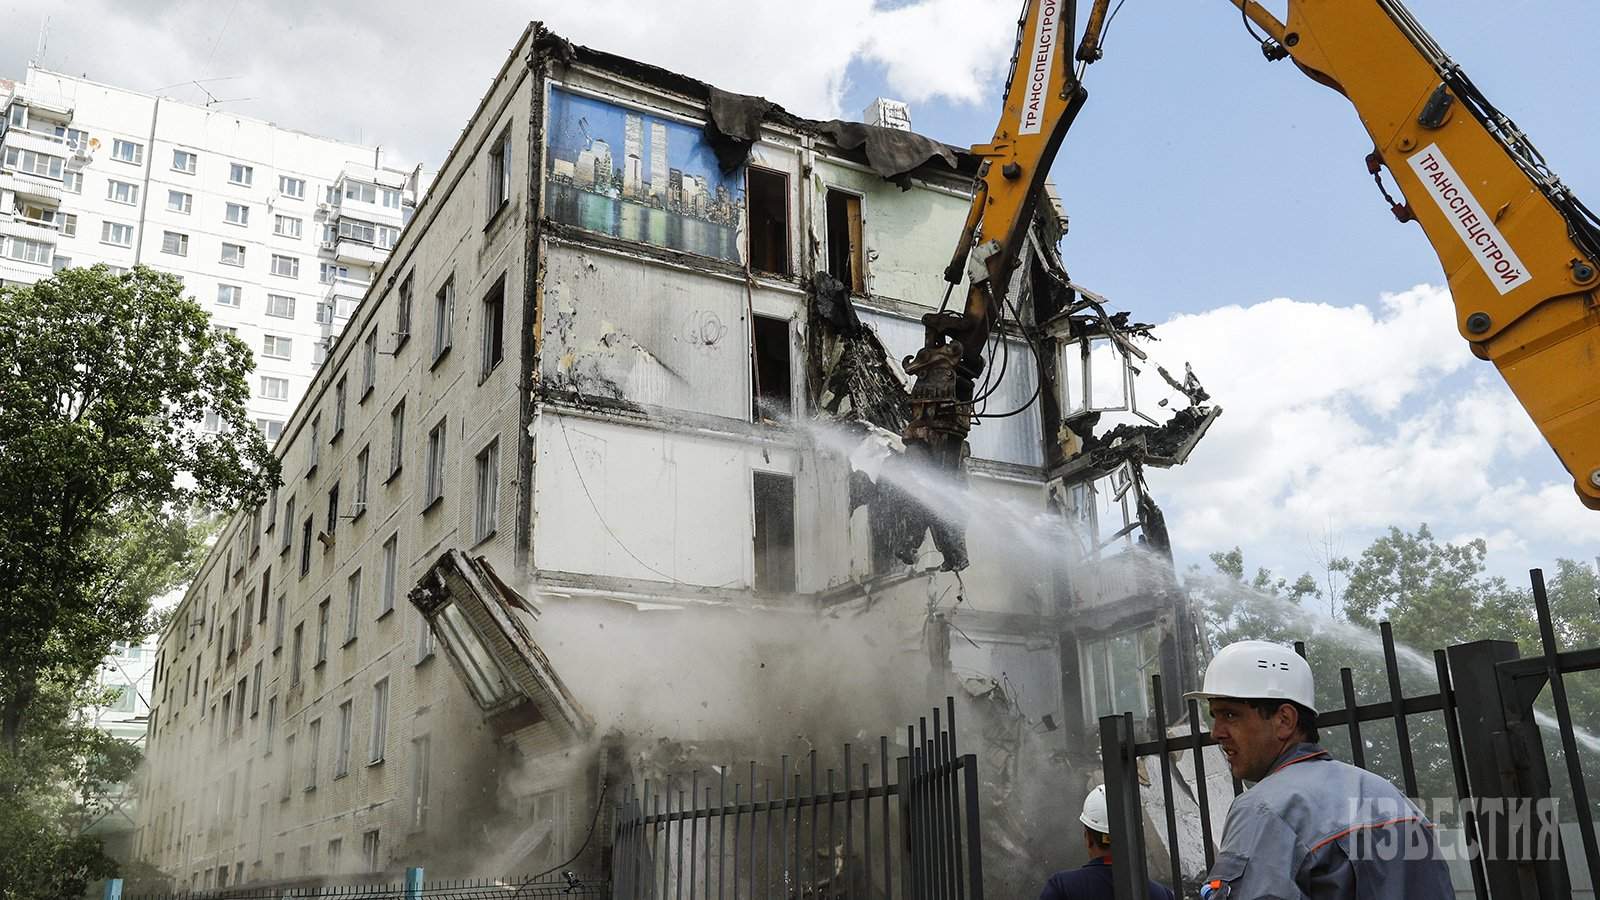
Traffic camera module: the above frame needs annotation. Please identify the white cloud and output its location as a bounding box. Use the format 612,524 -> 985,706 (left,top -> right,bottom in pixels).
1139,285 -> 1596,581
2,0 -> 1014,174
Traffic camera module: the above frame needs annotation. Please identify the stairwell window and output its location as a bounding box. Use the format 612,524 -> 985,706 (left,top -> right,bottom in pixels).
486,125 -> 511,217
480,277 -> 504,379
474,439 -> 498,543
423,418 -> 446,510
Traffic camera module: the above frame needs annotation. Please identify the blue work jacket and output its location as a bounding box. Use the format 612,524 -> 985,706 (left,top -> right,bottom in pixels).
1205,742 -> 1454,899
1039,857 -> 1176,900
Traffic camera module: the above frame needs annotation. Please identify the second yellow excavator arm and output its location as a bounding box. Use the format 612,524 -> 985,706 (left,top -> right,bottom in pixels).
1205,0 -> 1600,508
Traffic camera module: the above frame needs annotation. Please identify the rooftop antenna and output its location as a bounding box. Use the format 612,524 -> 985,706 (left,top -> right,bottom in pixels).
189,80 -> 254,108
32,16 -> 49,68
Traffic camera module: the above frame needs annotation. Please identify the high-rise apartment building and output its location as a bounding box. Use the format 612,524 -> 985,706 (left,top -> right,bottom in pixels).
0,67 -> 418,436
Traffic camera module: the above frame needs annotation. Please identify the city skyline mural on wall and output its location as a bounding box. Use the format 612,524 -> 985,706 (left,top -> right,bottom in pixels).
545,86 -> 743,263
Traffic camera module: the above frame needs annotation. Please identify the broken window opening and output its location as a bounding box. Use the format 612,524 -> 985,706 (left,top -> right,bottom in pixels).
752,471 -> 796,594
746,167 -> 789,276
751,315 -> 792,423
824,189 -> 865,294
432,602 -> 516,709
1059,335 -> 1133,419
1080,623 -> 1160,724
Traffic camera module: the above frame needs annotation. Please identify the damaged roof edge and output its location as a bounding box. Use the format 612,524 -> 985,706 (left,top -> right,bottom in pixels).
534,24 -> 981,184
411,549 -> 594,737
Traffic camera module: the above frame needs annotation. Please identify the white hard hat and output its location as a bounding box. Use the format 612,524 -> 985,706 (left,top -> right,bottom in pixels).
1183,640 -> 1317,714
1079,784 -> 1110,833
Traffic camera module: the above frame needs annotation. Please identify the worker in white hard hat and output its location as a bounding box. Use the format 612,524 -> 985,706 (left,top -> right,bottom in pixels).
1186,640 -> 1453,899
1036,785 -> 1175,900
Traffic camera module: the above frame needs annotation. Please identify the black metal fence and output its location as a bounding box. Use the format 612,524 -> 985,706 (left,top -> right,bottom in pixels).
610,699 -> 983,900
1099,567 -> 1600,899
122,873 -> 609,900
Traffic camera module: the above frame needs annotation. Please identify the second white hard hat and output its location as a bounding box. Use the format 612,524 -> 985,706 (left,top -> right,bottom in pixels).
1080,784 -> 1110,833
1183,640 -> 1318,714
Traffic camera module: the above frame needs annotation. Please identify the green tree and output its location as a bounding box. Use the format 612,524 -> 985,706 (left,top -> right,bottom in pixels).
0,266 -> 277,894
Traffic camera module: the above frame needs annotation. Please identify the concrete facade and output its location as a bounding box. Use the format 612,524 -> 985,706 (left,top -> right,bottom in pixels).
132,24 -> 1208,893
0,68 -> 417,434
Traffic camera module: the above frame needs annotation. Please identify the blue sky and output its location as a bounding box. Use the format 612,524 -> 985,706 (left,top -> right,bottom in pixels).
3,0 -> 1593,589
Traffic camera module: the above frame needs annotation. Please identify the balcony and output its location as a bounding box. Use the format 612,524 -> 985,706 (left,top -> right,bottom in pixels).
333,239 -> 385,265
0,215 -> 62,245
0,171 -> 63,204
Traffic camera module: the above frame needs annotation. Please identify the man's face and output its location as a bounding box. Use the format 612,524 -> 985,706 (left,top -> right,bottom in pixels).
1208,699 -> 1294,782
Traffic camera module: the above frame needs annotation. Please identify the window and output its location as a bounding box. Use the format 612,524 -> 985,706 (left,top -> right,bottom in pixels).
2,146 -> 64,179
380,534 -> 397,616
369,678 -> 389,763
173,149 -> 196,173
260,568 -> 271,623
233,676 -> 246,730
220,692 -> 232,740
161,231 -> 189,257
229,162 -> 253,186
62,170 -> 82,192
752,316 -> 792,421
101,221 -> 134,247
59,214 -> 76,237
474,439 -> 499,542
6,237 -> 52,265
410,736 -> 431,831
326,481 -> 339,536
481,279 -> 504,377
432,275 -> 454,361
1081,624 -> 1160,723
266,294 -> 295,319
361,331 -> 380,399
308,417 -> 321,472
315,598 -> 330,664
274,590 -> 287,650
220,243 -> 245,266
314,339 -> 330,367
344,570 -> 361,644
305,718 -> 320,790
424,419 -> 446,508
167,190 -> 192,213
281,496 -> 296,554
824,189 -> 866,293
52,255 -> 71,272
376,224 -> 399,250
274,214 -> 302,238
337,218 -> 377,243
321,262 -> 364,284
262,335 -> 292,360
395,274 -> 413,348
316,301 -> 335,325
746,167 -> 790,275
334,376 -> 347,438
752,472 -> 796,593
299,516 -> 313,576
335,700 -> 353,777
260,376 -> 289,401
258,418 -> 285,442
381,187 -> 403,210
251,661 -> 263,715
343,180 -> 377,204
354,447 -> 370,516
327,838 -> 343,871
487,126 -> 511,214
279,175 -> 305,198
112,139 -> 144,165
270,254 -> 299,278
362,830 -> 380,872
388,400 -> 405,478
216,284 -> 242,307
224,202 -> 250,226
265,695 -> 277,745
415,603 -> 434,662
107,180 -> 139,205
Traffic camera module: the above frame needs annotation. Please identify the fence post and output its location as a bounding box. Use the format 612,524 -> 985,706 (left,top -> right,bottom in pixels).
404,866 -> 424,900
102,879 -> 123,900
1446,640 -> 1571,900
1099,712 -> 1149,900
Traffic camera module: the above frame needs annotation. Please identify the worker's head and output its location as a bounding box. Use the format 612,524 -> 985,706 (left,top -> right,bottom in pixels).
1078,785 -> 1113,859
1184,641 -> 1318,783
